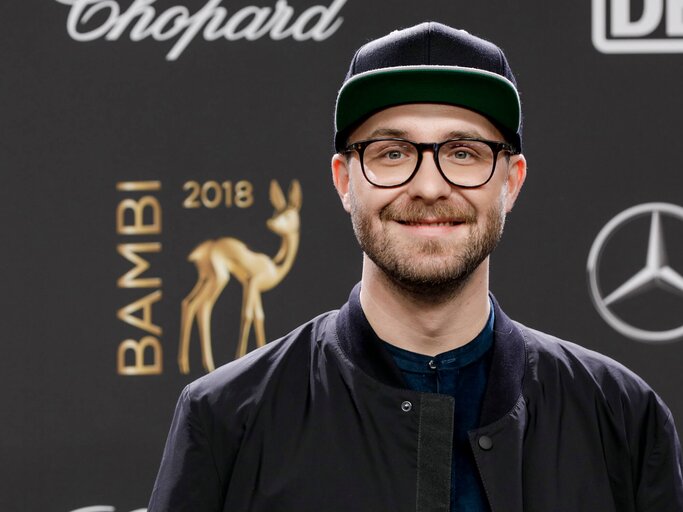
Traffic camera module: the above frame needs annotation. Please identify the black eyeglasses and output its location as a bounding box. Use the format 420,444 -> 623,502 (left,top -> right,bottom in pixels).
343,137 -> 518,188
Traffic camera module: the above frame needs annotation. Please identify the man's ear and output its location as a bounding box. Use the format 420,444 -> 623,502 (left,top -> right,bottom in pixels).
331,153 -> 352,213
503,154 -> 527,213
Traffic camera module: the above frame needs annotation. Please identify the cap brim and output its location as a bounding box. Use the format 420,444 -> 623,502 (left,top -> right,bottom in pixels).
335,65 -> 521,151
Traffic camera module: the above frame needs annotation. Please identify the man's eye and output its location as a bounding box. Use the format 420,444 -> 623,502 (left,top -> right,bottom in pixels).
444,145 -> 484,162
384,149 -> 405,160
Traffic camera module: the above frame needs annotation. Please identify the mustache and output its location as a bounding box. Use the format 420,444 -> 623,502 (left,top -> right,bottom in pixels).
380,201 -> 477,223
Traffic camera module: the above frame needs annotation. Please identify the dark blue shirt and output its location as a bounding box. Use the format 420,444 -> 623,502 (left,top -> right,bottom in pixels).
383,305 -> 494,512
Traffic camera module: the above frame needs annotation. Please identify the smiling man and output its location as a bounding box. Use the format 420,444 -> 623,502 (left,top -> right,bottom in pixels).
149,22 -> 683,512
332,103 -> 523,359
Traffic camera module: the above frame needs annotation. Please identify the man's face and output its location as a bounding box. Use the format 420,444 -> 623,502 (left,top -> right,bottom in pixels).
332,103 -> 526,297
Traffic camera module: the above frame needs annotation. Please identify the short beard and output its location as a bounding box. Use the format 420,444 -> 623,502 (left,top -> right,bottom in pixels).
350,196 -> 506,303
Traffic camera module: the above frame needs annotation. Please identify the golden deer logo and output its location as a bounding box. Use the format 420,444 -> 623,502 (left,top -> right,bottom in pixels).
178,180 -> 302,373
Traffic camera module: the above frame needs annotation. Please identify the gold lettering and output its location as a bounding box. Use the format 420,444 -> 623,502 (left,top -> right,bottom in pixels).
117,336 -> 163,375
117,196 -> 162,235
235,179 -> 254,208
116,181 -> 163,376
117,290 -> 162,335
117,243 -> 162,288
116,180 -> 161,191
182,180 -> 255,209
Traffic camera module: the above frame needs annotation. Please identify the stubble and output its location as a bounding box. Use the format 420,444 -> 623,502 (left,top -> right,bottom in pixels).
349,194 -> 506,302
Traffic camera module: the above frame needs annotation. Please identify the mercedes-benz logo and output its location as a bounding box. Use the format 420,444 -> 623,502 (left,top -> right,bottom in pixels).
587,202 -> 683,343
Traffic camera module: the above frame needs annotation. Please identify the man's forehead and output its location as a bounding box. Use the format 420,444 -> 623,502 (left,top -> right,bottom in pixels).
349,103 -> 505,141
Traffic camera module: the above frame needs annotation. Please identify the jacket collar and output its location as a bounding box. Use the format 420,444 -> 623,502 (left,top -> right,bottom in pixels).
334,283 -> 527,425
480,294 -> 527,425
335,283 -> 407,388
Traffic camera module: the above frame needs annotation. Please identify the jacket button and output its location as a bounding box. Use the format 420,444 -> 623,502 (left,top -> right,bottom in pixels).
401,401 -> 412,412
478,435 -> 493,450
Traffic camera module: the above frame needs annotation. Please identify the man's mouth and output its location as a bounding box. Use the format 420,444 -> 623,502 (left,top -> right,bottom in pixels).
397,219 -> 464,227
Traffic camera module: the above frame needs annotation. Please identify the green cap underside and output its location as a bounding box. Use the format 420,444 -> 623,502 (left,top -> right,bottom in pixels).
336,68 -> 520,140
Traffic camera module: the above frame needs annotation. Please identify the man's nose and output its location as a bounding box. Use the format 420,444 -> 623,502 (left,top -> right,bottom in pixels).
405,151 -> 452,202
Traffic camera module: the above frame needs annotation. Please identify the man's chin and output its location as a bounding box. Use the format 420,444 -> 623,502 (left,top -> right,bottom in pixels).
371,255 -> 478,297
403,243 -> 470,265
381,267 -> 475,301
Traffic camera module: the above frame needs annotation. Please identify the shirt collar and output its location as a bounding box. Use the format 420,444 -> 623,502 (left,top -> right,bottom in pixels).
383,303 -> 495,374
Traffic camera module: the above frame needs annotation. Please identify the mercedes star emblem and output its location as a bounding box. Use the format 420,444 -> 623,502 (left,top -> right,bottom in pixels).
587,202 -> 683,343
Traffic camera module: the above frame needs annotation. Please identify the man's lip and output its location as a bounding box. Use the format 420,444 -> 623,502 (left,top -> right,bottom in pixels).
395,218 -> 465,226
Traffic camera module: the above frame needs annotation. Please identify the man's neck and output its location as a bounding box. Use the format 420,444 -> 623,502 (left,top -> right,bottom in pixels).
359,256 -> 491,357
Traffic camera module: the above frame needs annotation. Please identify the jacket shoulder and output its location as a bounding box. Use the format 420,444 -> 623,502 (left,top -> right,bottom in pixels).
147,311 -> 338,511
187,310 -> 338,411
518,323 -> 673,431
520,323 -> 653,398
516,323 -> 683,508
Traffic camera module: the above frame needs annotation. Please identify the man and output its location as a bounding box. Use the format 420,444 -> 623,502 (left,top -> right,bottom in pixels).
149,22 -> 683,511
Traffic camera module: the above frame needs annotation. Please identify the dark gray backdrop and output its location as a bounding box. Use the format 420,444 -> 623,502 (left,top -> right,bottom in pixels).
2,0 -> 682,510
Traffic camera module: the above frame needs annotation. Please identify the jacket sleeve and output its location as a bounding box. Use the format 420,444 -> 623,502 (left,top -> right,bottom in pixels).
148,384 -> 225,512
635,401 -> 683,511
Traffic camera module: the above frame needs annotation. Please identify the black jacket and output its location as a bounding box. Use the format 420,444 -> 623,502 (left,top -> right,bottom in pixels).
149,287 -> 683,511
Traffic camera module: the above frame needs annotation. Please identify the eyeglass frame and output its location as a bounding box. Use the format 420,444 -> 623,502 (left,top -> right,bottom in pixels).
342,137 -> 520,189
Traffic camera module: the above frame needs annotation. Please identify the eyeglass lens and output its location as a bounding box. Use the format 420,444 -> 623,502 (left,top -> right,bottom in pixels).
362,139 -> 496,187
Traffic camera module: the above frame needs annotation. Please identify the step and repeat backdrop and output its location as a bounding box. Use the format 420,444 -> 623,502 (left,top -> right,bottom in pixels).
2,0 -> 682,510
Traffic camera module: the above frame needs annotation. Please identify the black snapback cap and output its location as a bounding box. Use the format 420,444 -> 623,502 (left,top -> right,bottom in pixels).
334,22 -> 522,152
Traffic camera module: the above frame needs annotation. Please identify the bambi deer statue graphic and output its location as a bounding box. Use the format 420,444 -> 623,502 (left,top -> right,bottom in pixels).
178,180 -> 302,373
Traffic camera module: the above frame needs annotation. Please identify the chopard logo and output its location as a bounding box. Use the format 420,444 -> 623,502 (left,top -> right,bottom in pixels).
587,202 -> 683,343
592,0 -> 683,53
55,0 -> 347,60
